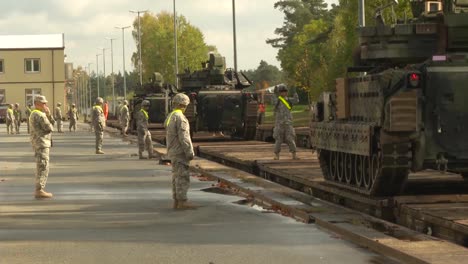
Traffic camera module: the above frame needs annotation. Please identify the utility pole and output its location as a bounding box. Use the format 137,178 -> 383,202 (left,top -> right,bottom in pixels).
106,37 -> 116,114
232,0 -> 238,72
96,54 -> 101,97
87,62 -> 93,116
358,0 -> 366,27
130,10 -> 148,86
173,0 -> 179,88
101,48 -> 107,100
115,26 -> 131,99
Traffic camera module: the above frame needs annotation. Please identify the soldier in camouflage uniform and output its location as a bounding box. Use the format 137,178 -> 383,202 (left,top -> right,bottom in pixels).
272,84 -> 300,160
91,97 -> 106,154
13,103 -> 22,134
120,100 -> 130,136
68,103 -> 78,132
136,100 -> 154,159
25,103 -> 33,134
29,95 -> 55,199
54,102 -> 63,133
165,93 -> 196,210
6,104 -> 15,135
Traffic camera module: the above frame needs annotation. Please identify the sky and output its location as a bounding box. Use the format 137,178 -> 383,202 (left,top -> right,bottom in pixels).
0,0 -> 339,75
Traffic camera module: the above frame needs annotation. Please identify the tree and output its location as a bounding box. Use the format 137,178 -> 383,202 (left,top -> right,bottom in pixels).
243,60 -> 284,90
131,12 -> 216,85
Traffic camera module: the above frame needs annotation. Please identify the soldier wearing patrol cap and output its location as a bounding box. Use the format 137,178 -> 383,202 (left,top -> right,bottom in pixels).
29,95 -> 55,199
91,97 -> 106,154
68,103 -> 79,132
13,103 -> 22,134
136,100 -> 154,159
120,100 -> 130,136
25,103 -> 33,134
272,84 -> 300,160
54,102 -> 63,133
6,104 -> 15,134
165,93 -> 196,209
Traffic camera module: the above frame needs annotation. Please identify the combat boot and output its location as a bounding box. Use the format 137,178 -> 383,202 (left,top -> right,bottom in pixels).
274,153 -> 280,160
292,152 -> 300,160
96,150 -> 105,154
177,200 -> 199,210
173,199 -> 179,209
139,152 -> 147,159
35,189 -> 53,199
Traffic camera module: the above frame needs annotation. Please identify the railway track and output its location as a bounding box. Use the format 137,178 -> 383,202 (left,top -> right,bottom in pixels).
107,120 -> 468,250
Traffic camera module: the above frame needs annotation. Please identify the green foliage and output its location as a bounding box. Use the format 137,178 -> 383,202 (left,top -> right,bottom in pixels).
242,60 -> 284,90
270,0 -> 413,102
131,12 -> 216,85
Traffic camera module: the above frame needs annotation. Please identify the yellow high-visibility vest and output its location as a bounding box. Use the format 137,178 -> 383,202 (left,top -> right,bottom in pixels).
165,109 -> 183,127
278,96 -> 291,110
140,109 -> 149,120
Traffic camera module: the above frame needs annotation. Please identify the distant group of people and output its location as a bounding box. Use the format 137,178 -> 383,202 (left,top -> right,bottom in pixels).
22,83 -> 298,209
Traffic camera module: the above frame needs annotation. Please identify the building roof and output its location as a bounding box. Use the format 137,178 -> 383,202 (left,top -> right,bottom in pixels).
0,34 -> 64,49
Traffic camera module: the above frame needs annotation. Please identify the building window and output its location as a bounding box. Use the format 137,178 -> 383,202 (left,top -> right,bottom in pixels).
0,89 -> 5,104
0,59 -> 4,73
25,89 -> 41,106
25,58 -> 40,73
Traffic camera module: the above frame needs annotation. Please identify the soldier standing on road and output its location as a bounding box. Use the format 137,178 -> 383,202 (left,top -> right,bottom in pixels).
165,93 -> 196,210
68,103 -> 79,132
120,100 -> 130,136
136,100 -> 154,159
272,84 -> 300,160
91,97 -> 106,154
54,102 -> 63,133
13,103 -> 22,134
6,104 -> 15,135
29,95 -> 55,199
25,103 -> 33,134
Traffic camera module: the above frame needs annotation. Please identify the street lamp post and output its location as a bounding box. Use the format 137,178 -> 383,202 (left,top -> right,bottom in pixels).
130,10 -> 148,86
96,54 -> 102,97
106,37 -> 116,114
115,26 -> 131,100
173,0 -> 179,88
87,62 -> 93,117
232,0 -> 238,72
100,48 -> 107,100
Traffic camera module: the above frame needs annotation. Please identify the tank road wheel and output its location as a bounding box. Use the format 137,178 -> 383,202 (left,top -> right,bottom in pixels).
329,151 -> 337,181
344,153 -> 353,184
337,152 -> 345,182
370,153 -> 381,183
354,155 -> 364,187
363,156 -> 372,190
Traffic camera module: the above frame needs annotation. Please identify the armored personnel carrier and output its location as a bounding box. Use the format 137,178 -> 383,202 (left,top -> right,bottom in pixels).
129,72 -> 177,131
310,0 -> 468,196
177,53 -> 258,139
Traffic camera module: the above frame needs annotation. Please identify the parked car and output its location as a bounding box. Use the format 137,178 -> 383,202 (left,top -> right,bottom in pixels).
0,103 -> 8,123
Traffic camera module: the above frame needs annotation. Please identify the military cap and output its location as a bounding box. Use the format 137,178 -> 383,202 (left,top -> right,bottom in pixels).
173,93 -> 190,106
57,102 -> 62,106
34,95 -> 48,103
141,100 -> 150,106
276,84 -> 288,92
123,100 -> 128,105
28,103 -> 32,107
95,97 -> 104,104
72,103 -> 76,106
14,103 -> 19,106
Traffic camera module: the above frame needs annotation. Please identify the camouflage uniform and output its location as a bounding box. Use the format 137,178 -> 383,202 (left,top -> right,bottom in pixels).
29,104 -> 55,192
272,88 -> 299,158
13,104 -> 22,134
25,105 -> 32,133
136,106 -> 154,159
6,105 -> 15,134
165,98 -> 194,203
68,106 -> 78,132
91,100 -> 106,153
120,101 -> 130,135
54,104 -> 63,133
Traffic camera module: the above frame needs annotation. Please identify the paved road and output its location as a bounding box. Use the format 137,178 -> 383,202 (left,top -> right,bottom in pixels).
0,122 -> 398,264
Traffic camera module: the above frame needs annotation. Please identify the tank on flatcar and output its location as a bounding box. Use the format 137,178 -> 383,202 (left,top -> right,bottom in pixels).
177,53 -> 258,139
310,0 -> 468,196
129,72 -> 177,132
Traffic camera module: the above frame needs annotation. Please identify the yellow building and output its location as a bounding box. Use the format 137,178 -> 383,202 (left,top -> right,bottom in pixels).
0,34 -> 66,113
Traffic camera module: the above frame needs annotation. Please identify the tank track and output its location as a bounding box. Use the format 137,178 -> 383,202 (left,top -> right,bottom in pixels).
318,141 -> 410,197
242,100 -> 258,140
